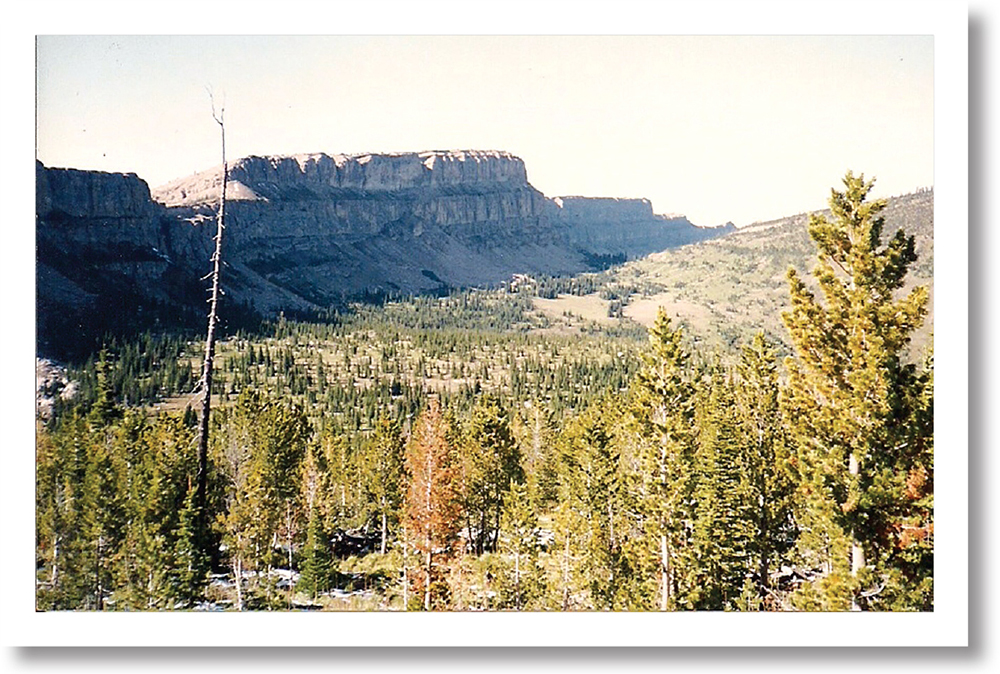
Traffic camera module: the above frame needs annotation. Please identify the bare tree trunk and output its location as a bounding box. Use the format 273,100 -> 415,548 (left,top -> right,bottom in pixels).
286,501 -> 294,609
94,535 -> 103,611
285,501 -> 294,569
660,533 -> 670,611
561,534 -> 571,611
380,509 -> 388,556
514,550 -> 521,611
424,445 -> 433,610
424,539 -> 432,611
51,533 -> 59,589
234,555 -> 243,611
402,525 -> 408,610
849,453 -> 866,573
196,95 -> 228,534
849,452 -> 866,610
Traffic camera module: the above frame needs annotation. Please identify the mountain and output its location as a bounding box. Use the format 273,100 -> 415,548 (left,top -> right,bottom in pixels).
36,151 -> 731,359
592,188 -> 934,354
552,196 -> 734,259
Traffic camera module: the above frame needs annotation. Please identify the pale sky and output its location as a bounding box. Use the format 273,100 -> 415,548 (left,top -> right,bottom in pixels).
36,34 -> 933,227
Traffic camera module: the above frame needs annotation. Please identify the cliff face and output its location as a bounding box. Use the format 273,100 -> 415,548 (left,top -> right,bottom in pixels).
151,151 -> 578,314
36,150 -> 733,358
36,162 -> 199,358
155,150 -> 530,205
553,196 -> 736,258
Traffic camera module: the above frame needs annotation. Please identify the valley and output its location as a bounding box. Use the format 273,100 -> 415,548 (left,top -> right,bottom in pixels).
34,165 -> 935,614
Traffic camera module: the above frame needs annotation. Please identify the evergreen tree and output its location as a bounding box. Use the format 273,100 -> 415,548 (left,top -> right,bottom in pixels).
78,425 -> 126,610
514,400 -> 560,513
35,416 -> 87,610
686,370 -> 753,610
358,417 -> 405,555
88,349 -> 121,429
631,309 -> 698,610
172,484 -> 210,607
733,334 -> 797,609
216,391 -> 309,610
297,506 -> 332,600
495,481 -> 546,610
781,171 -> 931,610
459,395 -> 523,554
556,401 -> 629,610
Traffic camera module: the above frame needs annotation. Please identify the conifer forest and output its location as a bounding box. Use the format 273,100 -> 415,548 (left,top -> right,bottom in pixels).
35,172 -> 933,612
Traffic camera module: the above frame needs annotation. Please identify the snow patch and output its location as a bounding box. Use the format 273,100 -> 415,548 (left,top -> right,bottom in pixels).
226,180 -> 265,202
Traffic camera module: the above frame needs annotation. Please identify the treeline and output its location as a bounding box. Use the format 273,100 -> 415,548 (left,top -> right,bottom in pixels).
35,172 -> 933,611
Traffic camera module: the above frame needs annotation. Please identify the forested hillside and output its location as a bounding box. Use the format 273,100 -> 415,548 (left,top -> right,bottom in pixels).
531,188 -> 933,356
35,174 -> 933,612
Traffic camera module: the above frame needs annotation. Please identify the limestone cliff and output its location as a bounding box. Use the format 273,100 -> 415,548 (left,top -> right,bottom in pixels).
552,196 -> 736,258
150,151 -> 581,314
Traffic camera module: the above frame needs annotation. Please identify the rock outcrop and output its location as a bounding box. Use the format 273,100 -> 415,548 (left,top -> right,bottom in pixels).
36,151 -> 733,358
552,196 -> 736,258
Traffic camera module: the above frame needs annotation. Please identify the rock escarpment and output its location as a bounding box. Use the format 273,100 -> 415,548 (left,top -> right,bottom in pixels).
36,150 -> 733,358
552,196 -> 736,258
36,162 -> 185,358
151,151 -> 581,314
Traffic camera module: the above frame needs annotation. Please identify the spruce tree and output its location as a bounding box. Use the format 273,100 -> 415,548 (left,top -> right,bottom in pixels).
216,391 -> 309,610
556,400 -> 628,610
781,171 -> 931,610
687,370 -> 753,610
297,506 -> 332,601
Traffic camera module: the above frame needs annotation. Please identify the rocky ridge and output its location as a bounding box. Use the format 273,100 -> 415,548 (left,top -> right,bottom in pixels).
36,150 -> 732,359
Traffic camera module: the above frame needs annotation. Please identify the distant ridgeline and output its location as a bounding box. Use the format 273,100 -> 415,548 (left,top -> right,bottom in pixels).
36,151 -> 732,360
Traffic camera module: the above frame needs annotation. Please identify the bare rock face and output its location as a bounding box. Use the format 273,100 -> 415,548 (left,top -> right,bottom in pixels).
552,196 -> 736,258
36,358 -> 77,420
37,161 -> 156,220
154,150 -> 529,205
36,162 -> 185,358
151,150 -> 579,314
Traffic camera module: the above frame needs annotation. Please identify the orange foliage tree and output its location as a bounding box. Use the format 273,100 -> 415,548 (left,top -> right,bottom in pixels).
402,398 -> 463,610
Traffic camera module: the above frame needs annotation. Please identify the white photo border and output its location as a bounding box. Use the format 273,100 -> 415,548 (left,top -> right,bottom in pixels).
2,0 -> 968,648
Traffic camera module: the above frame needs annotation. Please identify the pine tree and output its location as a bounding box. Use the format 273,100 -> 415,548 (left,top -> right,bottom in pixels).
88,349 -> 121,429
733,334 -> 797,609
402,398 -> 462,610
172,484 -> 210,607
515,401 -> 559,513
216,391 -> 309,610
781,171 -> 931,610
496,481 -> 546,610
631,309 -> 698,610
556,400 -> 628,610
459,395 -> 523,555
79,426 -> 125,610
358,417 -> 405,555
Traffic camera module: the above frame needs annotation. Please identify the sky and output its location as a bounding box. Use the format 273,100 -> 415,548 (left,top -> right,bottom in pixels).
35,33 -> 933,227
